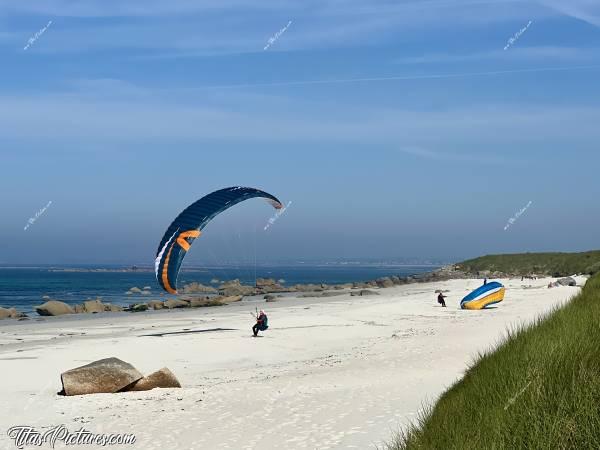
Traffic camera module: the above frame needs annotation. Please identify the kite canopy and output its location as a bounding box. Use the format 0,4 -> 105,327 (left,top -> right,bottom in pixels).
460,282 -> 505,310
155,187 -> 283,294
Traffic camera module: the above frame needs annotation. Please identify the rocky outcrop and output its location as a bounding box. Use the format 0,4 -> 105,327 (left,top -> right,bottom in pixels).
557,277 -> 576,287
82,299 -> 105,313
60,358 -> 143,396
164,299 -> 189,309
147,300 -> 164,310
256,278 -> 277,288
35,300 -> 75,316
0,307 -> 19,320
104,304 -> 123,312
256,278 -> 287,294
128,303 -> 148,312
122,367 -> 181,392
183,296 -> 222,307
181,282 -> 217,294
376,277 -> 394,288
70,299 -> 123,314
218,280 -> 255,296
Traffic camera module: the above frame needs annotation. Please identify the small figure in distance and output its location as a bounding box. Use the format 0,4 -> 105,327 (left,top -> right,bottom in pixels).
253,309 -> 269,337
483,277 -> 487,285
437,292 -> 447,308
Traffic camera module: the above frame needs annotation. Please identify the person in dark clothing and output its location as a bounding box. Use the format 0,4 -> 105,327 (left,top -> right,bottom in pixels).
252,310 -> 269,336
437,293 -> 447,307
484,278 -> 487,285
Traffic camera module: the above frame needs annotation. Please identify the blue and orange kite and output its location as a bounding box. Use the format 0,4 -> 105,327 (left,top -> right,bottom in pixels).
155,187 -> 283,294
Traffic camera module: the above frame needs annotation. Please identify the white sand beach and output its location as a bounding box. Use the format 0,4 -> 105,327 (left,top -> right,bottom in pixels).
0,276 -> 585,449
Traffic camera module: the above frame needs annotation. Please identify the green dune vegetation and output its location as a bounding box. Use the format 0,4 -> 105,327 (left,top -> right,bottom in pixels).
457,250 -> 600,277
385,271 -> 600,450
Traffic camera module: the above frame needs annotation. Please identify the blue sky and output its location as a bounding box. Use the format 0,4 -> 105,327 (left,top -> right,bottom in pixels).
1,0 -> 600,265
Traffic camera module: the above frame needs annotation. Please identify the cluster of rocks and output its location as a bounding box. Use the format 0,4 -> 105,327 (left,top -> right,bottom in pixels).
134,295 -> 243,311
60,357 -> 180,396
218,280 -> 256,296
35,298 -> 124,317
11,266 -> 551,320
0,306 -> 27,320
180,282 -> 217,294
548,277 -> 577,288
126,286 -> 152,295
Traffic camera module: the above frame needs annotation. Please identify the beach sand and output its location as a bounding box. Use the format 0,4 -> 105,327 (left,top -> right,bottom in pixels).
0,276 -> 585,449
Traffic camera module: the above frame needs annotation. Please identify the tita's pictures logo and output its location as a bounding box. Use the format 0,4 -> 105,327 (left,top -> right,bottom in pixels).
7,425 -> 136,448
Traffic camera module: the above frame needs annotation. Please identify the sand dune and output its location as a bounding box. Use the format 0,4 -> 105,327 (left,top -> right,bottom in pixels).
0,277 -> 585,449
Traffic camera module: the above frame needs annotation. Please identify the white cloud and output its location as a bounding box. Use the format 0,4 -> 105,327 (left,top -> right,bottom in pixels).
0,0 -> 543,55
1,80 -> 599,150
394,46 -> 600,65
538,0 -> 600,27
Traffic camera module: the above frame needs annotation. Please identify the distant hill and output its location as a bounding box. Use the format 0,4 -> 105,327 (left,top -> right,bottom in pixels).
456,250 -> 600,277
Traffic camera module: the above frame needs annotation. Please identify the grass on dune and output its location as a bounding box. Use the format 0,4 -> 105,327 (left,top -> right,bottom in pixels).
458,250 -> 600,277
385,272 -> 600,450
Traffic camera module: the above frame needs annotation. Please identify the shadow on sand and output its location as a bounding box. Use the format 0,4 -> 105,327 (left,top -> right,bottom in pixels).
140,328 -> 238,337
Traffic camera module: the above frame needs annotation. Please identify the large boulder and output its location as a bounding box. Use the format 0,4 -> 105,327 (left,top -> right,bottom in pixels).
123,368 -> 181,392
60,357 -> 143,396
0,307 -> 18,320
218,280 -> 255,296
376,277 -> 394,288
35,300 -> 74,316
128,303 -> 148,312
256,278 -> 277,288
557,277 -> 577,287
104,304 -> 124,312
183,296 -> 221,307
83,299 -> 105,313
147,300 -> 164,310
390,276 -> 403,285
164,299 -> 189,309
181,282 -> 217,294
256,278 -> 287,293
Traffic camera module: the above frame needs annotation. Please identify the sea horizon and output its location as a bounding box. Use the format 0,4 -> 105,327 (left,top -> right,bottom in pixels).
0,263 -> 442,314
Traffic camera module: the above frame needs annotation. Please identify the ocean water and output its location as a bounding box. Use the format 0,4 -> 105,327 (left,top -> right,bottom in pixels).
0,265 -> 438,314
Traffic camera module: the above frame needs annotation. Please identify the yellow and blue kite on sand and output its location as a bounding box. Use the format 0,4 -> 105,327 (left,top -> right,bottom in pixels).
460,282 -> 505,310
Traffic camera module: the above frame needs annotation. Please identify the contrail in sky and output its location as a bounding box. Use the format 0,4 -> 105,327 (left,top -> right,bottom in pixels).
205,64 -> 600,89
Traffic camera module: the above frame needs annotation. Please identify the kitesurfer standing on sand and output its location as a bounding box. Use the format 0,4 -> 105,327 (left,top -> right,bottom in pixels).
437,293 -> 447,307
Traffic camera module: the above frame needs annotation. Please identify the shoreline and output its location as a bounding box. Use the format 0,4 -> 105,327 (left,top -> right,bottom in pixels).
0,264 -> 442,315
0,276 -> 586,449
0,263 -> 586,319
